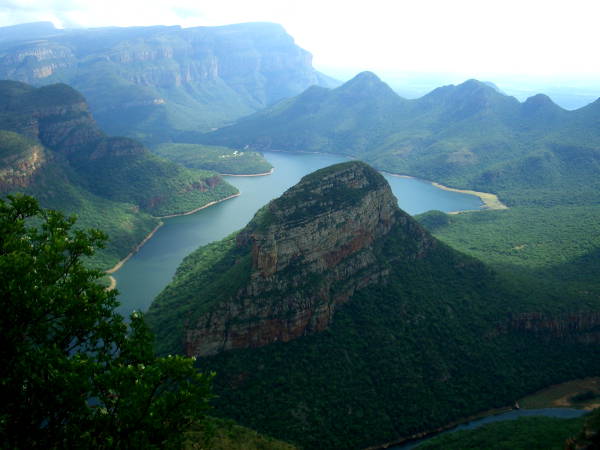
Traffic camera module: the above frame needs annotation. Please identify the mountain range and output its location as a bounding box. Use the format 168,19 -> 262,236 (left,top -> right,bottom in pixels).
0,21 -> 337,143
200,71 -> 600,207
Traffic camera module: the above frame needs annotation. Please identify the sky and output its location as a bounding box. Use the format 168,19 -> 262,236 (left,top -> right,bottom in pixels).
1,0 -> 600,83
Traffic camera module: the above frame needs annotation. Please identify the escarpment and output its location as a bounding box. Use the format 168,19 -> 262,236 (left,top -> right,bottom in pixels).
0,22 -> 337,140
0,135 -> 45,190
148,161 -> 436,357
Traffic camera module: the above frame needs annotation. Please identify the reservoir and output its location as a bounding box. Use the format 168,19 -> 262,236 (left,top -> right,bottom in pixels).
114,151 -> 482,315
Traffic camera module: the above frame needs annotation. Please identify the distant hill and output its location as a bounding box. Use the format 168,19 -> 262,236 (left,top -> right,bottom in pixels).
147,161 -> 600,449
0,22 -> 338,143
0,80 -> 237,268
201,72 -> 600,206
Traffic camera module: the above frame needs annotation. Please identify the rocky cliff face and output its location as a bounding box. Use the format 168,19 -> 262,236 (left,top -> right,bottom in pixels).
182,162 -> 435,356
0,143 -> 45,190
0,82 -> 101,153
0,41 -> 76,83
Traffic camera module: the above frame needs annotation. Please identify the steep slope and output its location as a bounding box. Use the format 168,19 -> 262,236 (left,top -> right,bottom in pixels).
147,162 -> 600,449
0,22 -> 337,143
201,73 -> 600,203
0,80 -> 237,267
202,71 -> 410,154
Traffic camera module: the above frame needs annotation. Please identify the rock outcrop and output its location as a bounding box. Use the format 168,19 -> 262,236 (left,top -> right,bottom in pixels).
0,141 -> 45,190
172,162 -> 435,356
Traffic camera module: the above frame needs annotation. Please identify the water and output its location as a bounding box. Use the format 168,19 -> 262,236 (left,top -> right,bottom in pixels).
393,408 -> 588,449
114,151 -> 482,315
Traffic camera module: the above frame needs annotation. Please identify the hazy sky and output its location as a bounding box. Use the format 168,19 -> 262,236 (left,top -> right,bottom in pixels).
1,0 -> 599,80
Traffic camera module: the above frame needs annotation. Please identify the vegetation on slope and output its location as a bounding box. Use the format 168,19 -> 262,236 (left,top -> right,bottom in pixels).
185,417 -> 296,450
0,80 -> 238,267
153,143 -> 272,175
148,163 -> 600,448
0,130 -> 38,161
200,72 -> 600,201
190,230 -> 600,449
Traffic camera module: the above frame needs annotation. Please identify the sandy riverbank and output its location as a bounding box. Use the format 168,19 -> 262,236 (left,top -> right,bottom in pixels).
106,275 -> 117,291
221,168 -> 274,177
382,171 -> 508,212
431,181 -> 508,211
104,193 -> 241,288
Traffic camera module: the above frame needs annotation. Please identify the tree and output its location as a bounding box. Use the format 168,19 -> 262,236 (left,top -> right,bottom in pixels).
0,194 -> 213,448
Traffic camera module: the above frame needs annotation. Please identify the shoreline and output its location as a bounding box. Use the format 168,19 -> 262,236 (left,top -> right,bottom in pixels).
221,168 -> 274,177
382,171 -> 508,211
367,405 -> 515,450
156,193 -> 240,219
104,193 -> 241,285
267,148 -> 354,158
263,150 -> 507,212
106,221 -> 164,274
431,181 -> 508,211
106,275 -> 117,291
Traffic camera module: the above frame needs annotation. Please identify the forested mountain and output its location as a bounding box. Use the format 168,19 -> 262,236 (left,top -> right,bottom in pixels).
0,21 -> 337,143
147,161 -> 600,449
0,80 -> 237,267
201,72 -> 600,205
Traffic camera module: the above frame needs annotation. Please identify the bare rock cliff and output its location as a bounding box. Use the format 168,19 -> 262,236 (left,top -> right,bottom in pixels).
0,144 -> 45,190
183,162 -> 434,356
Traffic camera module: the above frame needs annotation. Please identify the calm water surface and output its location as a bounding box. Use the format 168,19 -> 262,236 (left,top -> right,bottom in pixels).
114,151 -> 482,314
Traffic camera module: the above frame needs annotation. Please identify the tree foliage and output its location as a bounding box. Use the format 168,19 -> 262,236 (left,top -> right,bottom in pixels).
0,195 -> 213,448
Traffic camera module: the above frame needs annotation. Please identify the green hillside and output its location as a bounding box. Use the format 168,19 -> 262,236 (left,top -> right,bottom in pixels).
201,72 -> 600,198
153,143 -> 272,175
147,162 -> 600,449
0,80 -> 238,268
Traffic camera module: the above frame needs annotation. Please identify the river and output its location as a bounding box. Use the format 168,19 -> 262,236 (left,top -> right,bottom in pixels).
114,151 -> 482,315
392,408 -> 588,449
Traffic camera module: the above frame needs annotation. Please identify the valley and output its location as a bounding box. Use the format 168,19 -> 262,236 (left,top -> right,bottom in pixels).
1,15 -> 600,450
113,151 -> 484,315
0,80 -> 239,268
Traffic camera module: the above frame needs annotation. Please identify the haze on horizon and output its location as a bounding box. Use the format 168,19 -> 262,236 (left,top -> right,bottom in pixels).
1,0 -> 599,107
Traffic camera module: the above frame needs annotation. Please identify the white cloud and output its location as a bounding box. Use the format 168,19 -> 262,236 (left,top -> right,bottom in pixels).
0,0 -> 599,78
